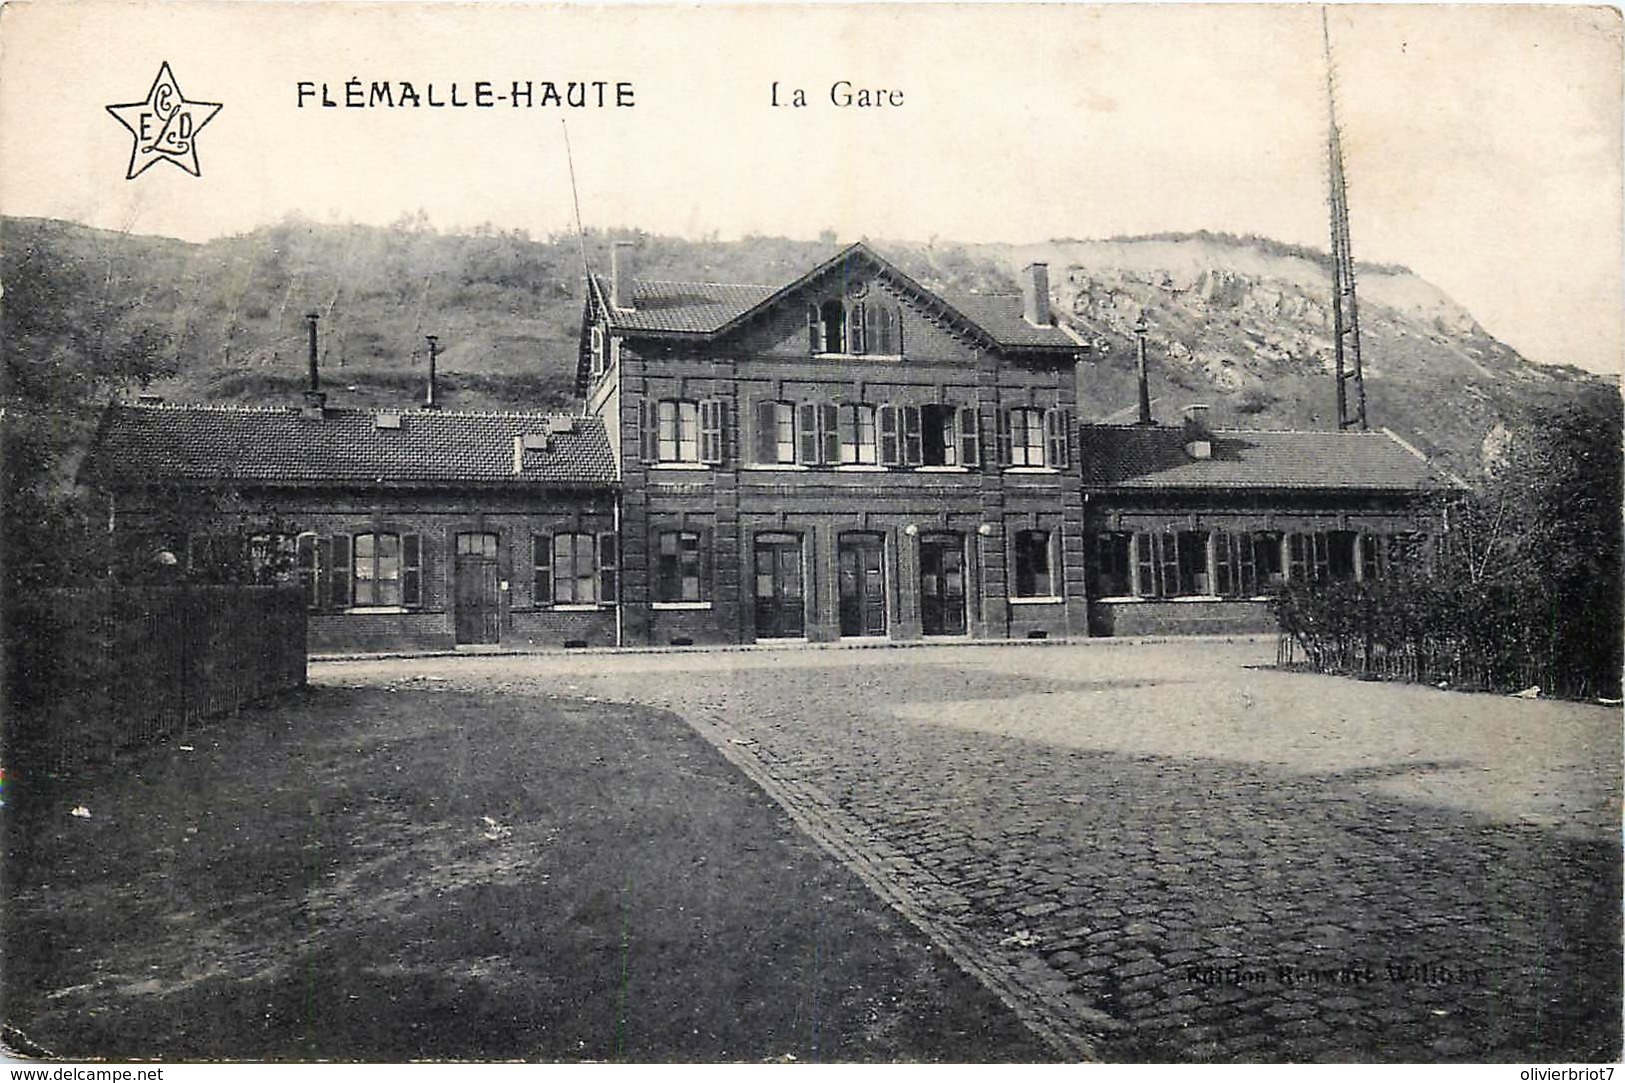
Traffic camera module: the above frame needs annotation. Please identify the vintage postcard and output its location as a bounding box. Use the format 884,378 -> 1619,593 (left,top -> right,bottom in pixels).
1,0 -> 1620,1070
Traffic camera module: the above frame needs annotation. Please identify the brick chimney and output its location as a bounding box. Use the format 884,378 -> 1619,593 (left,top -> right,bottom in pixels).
611,242 -> 636,311
302,312 -> 327,418
1021,263 -> 1051,327
424,335 -> 441,410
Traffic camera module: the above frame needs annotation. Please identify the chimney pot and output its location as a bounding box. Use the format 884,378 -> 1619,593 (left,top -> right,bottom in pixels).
1134,313 -> 1154,425
424,334 -> 440,410
611,242 -> 637,311
301,390 -> 328,419
305,313 -> 321,393
1021,262 -> 1051,327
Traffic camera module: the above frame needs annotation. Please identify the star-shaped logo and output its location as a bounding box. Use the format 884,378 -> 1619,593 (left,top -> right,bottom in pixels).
106,62 -> 222,179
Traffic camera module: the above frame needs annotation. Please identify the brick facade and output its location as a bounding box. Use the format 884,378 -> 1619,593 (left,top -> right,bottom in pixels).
582,243 -> 1090,646
91,245 -> 1460,654
107,486 -> 619,654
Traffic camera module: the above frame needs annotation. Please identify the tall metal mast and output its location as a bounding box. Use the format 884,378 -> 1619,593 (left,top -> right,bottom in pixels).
1323,8 -> 1368,430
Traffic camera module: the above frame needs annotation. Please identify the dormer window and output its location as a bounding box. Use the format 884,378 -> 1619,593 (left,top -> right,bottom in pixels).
808,292 -> 902,357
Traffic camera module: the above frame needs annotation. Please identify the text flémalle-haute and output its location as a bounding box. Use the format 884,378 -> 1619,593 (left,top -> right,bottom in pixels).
296,80 -> 635,109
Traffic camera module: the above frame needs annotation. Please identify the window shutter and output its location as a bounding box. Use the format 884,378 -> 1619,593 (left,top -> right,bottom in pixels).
958,406 -> 980,468
1214,532 -> 1233,597
863,303 -> 881,355
996,409 -> 1013,466
599,532 -> 619,603
533,534 -> 552,604
330,534 -> 352,608
1045,408 -> 1072,468
806,304 -> 822,353
699,398 -> 725,465
297,533 -> 319,609
901,405 -> 923,466
818,403 -> 840,465
797,402 -> 820,464
639,399 -> 659,463
848,303 -> 866,354
402,533 -> 422,606
878,404 -> 901,467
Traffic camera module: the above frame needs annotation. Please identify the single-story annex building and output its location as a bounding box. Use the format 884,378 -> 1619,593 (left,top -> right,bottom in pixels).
86,397 -> 621,654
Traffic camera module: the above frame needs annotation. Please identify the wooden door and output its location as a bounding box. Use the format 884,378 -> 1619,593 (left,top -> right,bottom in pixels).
838,533 -> 887,637
919,533 -> 967,636
752,533 -> 805,639
454,532 -> 500,644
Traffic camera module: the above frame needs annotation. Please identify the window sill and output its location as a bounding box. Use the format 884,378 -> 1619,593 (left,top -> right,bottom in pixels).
551,603 -> 614,612
652,601 -> 713,611
1003,466 -> 1059,475
744,463 -> 808,471
344,605 -> 412,615
834,464 -> 885,472
1008,595 -> 1064,605
810,352 -> 903,362
917,465 -> 970,473
648,462 -> 713,471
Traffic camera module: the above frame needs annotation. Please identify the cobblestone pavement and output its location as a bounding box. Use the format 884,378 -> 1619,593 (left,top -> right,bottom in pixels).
318,641 -> 1622,1062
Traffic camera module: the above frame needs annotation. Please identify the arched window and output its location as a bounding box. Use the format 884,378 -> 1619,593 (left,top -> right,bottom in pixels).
819,300 -> 845,354
867,302 -> 899,355
847,302 -> 867,354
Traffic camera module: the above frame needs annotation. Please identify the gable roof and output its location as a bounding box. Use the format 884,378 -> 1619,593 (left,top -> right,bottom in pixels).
1079,424 -> 1461,493
587,241 -> 1080,352
88,403 -> 618,489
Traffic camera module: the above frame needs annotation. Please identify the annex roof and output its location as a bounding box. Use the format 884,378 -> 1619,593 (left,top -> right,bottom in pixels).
588,242 -> 1079,352
88,403 -> 618,489
595,280 -> 779,335
1079,424 -> 1460,493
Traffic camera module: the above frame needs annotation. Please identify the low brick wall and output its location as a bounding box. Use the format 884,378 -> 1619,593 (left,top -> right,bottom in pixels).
308,610 -> 457,654
1088,599 -> 1276,638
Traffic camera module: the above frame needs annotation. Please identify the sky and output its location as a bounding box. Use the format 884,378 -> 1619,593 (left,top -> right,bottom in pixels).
0,1 -> 1620,375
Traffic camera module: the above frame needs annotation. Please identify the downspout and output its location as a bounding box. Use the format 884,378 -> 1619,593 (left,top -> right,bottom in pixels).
613,496 -> 623,648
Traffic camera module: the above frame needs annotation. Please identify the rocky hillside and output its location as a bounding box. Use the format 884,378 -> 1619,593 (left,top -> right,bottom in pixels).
967,234 -> 1607,472
3,216 -> 1610,475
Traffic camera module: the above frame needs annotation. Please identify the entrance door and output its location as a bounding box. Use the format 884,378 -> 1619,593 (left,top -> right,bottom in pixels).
838,533 -> 887,637
919,533 -> 967,636
753,533 -> 805,639
454,532 -> 501,644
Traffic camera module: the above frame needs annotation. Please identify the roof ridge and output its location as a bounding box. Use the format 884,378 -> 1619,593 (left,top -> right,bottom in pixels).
115,401 -> 594,423
592,273 -> 780,290
1081,423 -> 1435,439
116,401 -> 293,413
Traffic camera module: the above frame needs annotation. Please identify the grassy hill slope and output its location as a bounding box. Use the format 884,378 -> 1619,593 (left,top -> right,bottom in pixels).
3,216 -> 1611,474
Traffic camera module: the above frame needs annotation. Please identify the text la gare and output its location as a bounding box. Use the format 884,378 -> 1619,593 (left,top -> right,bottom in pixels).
772,81 -> 905,108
